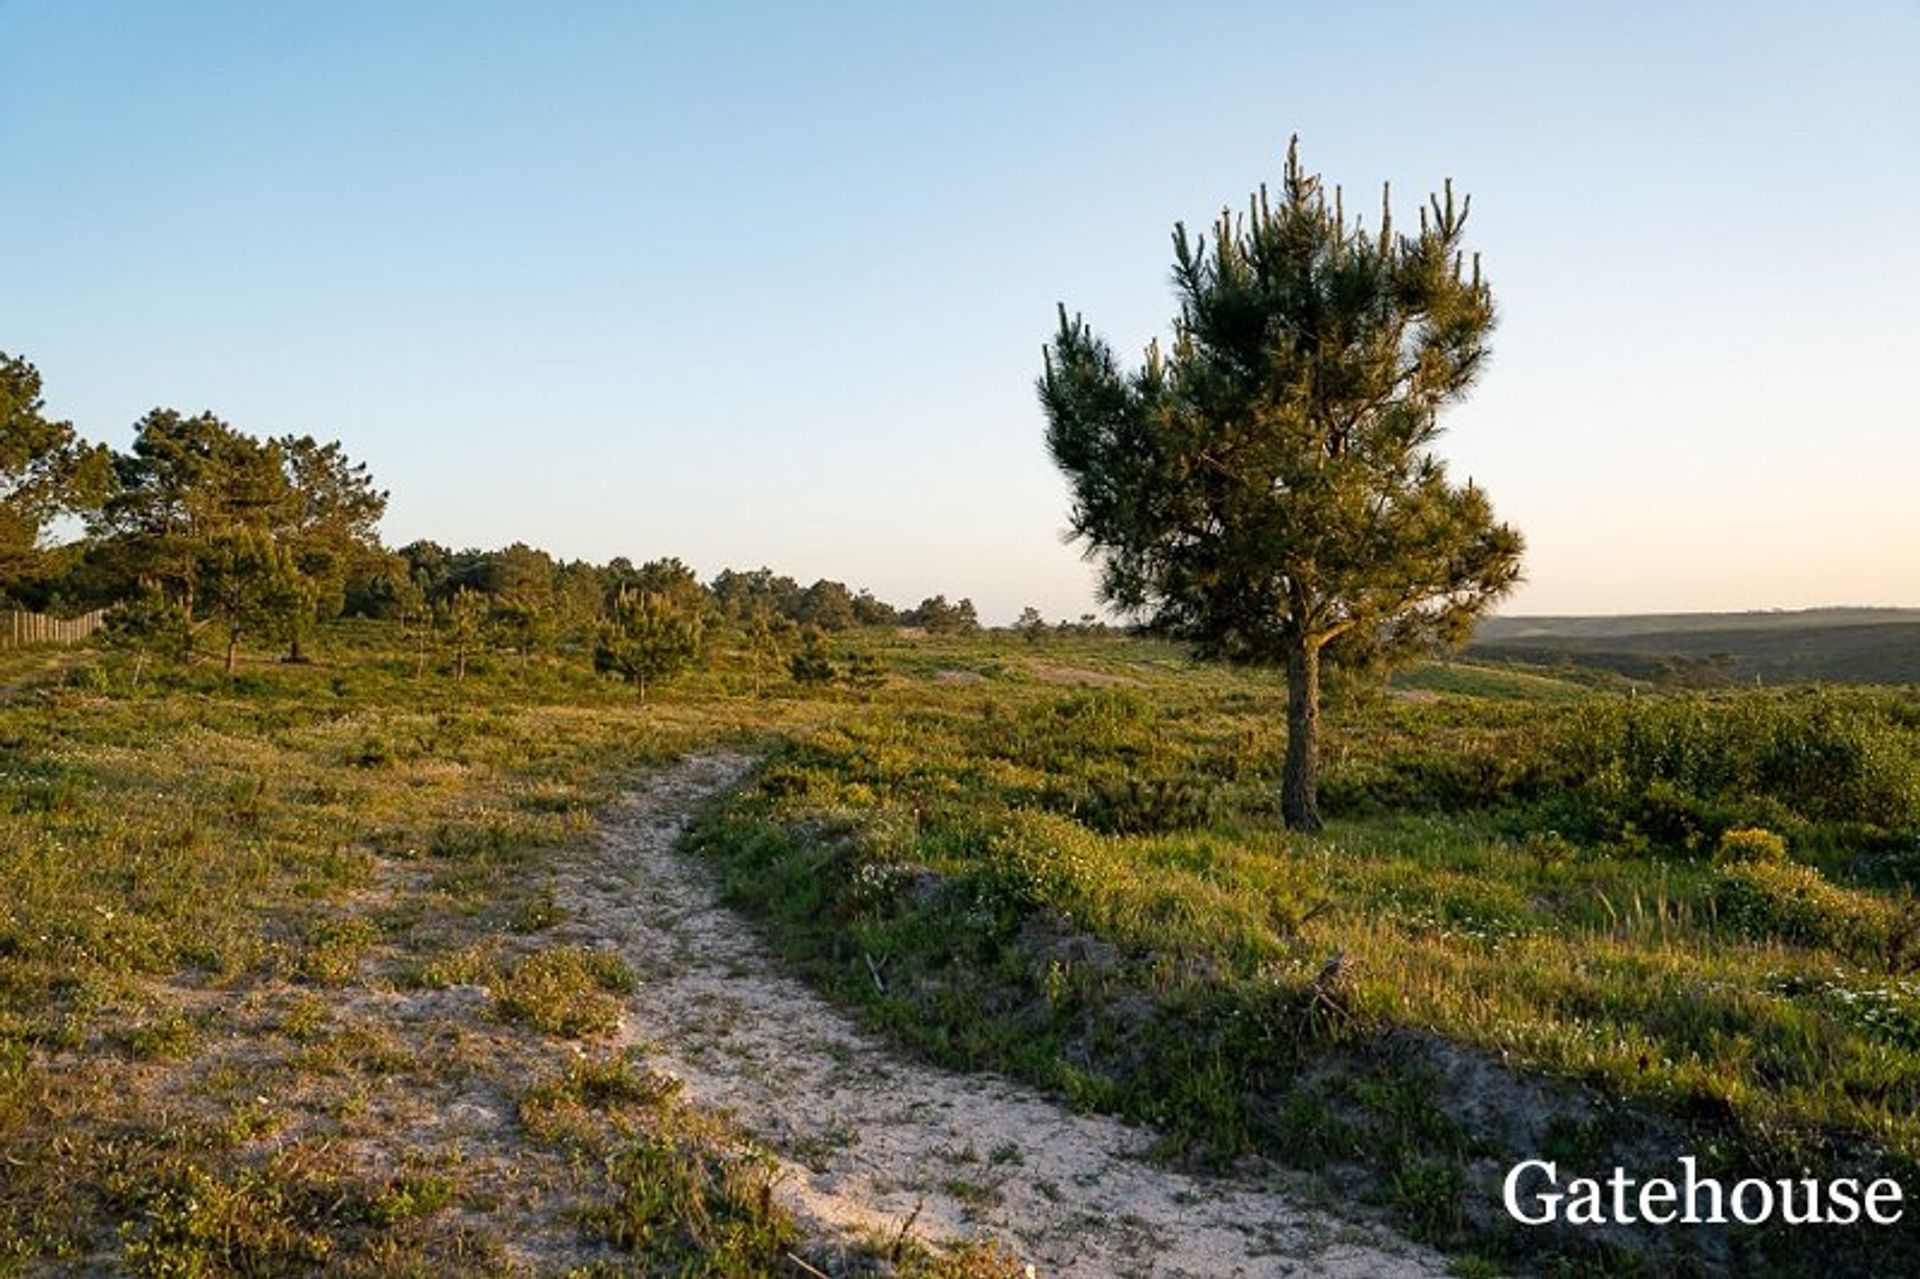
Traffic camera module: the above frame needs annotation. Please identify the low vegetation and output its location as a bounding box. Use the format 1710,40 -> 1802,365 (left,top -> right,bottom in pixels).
689,639 -> 1920,1276
4,594 -> 1920,1274
0,630 -> 788,1273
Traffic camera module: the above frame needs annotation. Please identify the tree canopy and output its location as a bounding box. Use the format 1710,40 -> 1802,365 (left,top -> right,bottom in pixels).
1040,139 -> 1524,829
88,410 -> 388,659
3,351 -> 944,681
0,352 -> 111,593
594,587 -> 706,701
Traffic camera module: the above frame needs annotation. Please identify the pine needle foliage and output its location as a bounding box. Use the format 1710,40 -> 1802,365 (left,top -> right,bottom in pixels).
594,588 -> 706,702
1039,138 -> 1524,829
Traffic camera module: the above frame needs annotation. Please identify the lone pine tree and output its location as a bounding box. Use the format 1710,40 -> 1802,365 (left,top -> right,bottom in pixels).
593,588 -> 705,702
1040,139 -> 1523,830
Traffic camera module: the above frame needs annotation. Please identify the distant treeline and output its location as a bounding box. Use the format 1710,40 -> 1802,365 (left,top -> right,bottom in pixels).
358,542 -> 980,638
2,350 -> 1056,684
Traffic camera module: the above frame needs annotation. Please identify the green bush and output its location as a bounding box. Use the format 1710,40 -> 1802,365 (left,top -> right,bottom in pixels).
1714,826 -> 1789,866
788,642 -> 836,685
983,809 -> 1108,910
1320,703 -> 1564,815
1070,773 -> 1219,835
1555,691 -> 1920,846
1717,859 -> 1890,956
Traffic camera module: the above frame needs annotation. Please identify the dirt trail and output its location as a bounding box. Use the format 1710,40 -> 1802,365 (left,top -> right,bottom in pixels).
549,753 -> 1448,1278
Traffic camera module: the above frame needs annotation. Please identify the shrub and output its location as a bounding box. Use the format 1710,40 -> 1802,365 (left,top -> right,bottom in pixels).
841,650 -> 886,691
1522,829 -> 1578,869
594,590 -> 705,701
788,634 -> 837,685
102,587 -> 191,664
1071,773 -> 1218,835
982,810 -> 1107,911
1714,827 -> 1789,866
1555,691 -> 1920,846
119,1161 -> 332,1275
61,664 -> 111,693
1717,859 -> 1890,957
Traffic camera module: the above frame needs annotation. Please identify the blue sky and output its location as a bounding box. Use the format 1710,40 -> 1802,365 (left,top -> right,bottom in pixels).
4,1 -> 1916,622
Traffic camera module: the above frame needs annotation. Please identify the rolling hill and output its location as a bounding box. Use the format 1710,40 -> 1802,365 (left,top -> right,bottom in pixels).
1470,608 -> 1920,684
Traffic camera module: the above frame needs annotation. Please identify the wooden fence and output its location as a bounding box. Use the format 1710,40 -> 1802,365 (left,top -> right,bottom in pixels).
1,609 -> 106,649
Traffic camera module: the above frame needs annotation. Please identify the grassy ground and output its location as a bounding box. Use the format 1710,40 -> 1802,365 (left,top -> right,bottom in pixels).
0,629 -> 1017,1276
5,623 -> 1920,1275
690,634 -> 1920,1276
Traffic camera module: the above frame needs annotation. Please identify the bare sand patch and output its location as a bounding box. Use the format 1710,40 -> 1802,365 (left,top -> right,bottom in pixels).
1022,661 -> 1140,688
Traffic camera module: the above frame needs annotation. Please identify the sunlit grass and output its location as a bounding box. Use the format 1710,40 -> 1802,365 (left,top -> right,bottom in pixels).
7,622 -> 1920,1274
691,643 -> 1920,1272
0,629 -> 824,1271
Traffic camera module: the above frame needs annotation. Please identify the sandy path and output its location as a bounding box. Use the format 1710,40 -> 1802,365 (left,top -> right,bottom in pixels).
551,752 -> 1448,1278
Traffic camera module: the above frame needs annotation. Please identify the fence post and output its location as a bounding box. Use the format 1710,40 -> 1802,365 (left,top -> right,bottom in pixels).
0,608 -> 106,650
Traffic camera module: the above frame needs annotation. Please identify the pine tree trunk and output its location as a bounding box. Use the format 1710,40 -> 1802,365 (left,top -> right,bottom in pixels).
225,629 -> 238,677
1281,636 -> 1323,832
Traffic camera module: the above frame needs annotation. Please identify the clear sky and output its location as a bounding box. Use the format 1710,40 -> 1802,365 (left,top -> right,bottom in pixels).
4,1 -> 1916,623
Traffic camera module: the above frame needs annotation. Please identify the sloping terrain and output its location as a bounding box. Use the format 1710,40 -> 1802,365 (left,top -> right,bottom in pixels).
1472,609 -> 1920,684
551,752 -> 1446,1278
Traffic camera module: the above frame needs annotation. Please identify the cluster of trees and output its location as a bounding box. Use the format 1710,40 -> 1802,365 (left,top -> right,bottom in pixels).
4,354 -> 390,671
0,350 -> 993,694
348,547 -> 983,694
708,570 -> 982,635
1012,606 -> 1119,641
103,416 -> 389,671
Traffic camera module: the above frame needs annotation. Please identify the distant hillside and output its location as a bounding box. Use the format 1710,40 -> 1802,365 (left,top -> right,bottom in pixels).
1477,607 -> 1920,641
1470,609 -> 1920,685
